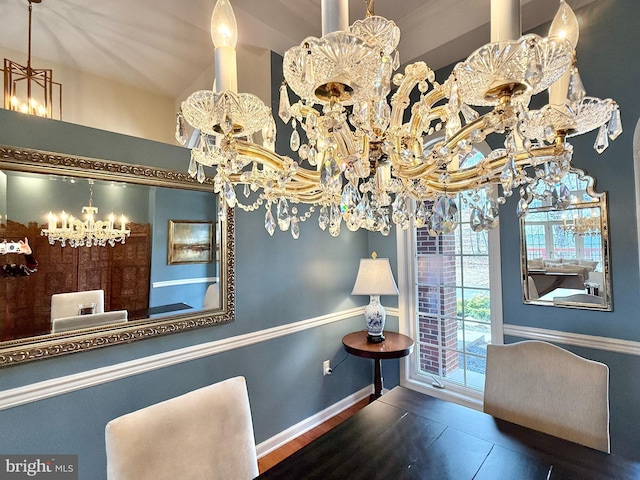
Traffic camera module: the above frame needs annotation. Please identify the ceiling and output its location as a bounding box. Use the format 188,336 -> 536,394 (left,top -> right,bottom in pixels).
0,0 -> 594,99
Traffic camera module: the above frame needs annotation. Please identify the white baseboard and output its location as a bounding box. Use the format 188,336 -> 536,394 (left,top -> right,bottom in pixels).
256,385 -> 372,458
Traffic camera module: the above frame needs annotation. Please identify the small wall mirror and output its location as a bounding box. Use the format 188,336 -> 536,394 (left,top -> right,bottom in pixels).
520,168 -> 611,310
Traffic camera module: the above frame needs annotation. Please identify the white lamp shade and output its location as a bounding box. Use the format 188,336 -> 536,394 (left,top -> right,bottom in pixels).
351,258 -> 399,296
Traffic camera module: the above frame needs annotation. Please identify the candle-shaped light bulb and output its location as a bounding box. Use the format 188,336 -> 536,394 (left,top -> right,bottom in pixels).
61,211 -> 68,229
48,211 -> 54,230
548,0 -> 580,105
120,215 -> 126,231
211,0 -> 238,48
211,0 -> 238,93
549,0 -> 579,47
109,213 -> 115,229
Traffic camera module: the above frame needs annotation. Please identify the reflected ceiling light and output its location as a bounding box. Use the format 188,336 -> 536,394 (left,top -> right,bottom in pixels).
177,0 -> 621,239
3,0 -> 62,119
41,180 -> 130,247
559,211 -> 601,237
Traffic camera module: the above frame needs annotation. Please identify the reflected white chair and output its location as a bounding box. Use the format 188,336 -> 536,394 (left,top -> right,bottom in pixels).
50,290 -> 105,320
50,289 -> 128,333
51,310 -> 128,333
203,283 -> 220,309
526,276 -> 539,300
105,376 -> 258,480
553,293 -> 604,305
484,341 -> 610,452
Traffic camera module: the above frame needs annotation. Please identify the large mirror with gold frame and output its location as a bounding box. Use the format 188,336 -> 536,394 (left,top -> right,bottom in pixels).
520,168 -> 611,310
0,144 -> 235,367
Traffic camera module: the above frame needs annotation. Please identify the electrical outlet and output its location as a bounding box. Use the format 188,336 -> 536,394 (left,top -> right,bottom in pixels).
323,360 -> 331,376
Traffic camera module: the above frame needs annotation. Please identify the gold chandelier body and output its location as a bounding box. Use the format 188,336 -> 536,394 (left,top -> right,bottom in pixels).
178,0 -> 621,238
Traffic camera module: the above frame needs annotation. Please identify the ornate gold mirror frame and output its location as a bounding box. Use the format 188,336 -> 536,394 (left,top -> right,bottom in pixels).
0,144 -> 235,367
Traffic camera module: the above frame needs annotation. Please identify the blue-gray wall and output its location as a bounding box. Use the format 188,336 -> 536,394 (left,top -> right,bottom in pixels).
2,0 -> 637,475
0,53 -> 392,476
5,173 -> 150,225
148,188 -> 218,310
500,0 -> 640,460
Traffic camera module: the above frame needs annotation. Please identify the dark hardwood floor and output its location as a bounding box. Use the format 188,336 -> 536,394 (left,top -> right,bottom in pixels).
258,398 -> 369,474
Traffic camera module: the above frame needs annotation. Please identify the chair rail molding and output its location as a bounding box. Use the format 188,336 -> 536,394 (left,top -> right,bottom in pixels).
0,306 -> 398,411
503,324 -> 640,356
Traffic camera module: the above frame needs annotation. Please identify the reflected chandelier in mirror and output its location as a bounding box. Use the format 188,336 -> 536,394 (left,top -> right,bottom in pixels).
0,144 -> 235,367
520,168 -> 610,310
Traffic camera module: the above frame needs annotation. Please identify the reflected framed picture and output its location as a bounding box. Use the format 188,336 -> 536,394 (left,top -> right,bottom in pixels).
168,220 -> 214,265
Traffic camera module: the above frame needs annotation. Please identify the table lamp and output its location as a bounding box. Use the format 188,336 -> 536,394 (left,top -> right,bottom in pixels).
351,252 -> 399,343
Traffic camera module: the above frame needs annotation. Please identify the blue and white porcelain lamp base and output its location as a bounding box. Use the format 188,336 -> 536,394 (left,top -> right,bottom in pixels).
365,295 -> 386,343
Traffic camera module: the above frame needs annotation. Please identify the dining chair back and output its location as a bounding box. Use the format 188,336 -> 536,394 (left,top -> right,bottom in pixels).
203,283 -> 220,309
484,340 -> 610,453
105,376 -> 259,480
526,276 -> 539,299
51,289 -> 105,320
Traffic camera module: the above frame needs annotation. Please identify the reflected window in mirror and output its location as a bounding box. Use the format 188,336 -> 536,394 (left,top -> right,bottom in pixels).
521,168 -> 611,310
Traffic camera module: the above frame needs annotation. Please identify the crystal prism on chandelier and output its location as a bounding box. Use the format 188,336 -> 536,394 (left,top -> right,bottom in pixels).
177,0 -> 621,239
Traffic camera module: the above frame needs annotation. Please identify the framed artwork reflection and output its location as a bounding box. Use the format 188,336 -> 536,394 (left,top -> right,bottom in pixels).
168,220 -> 214,265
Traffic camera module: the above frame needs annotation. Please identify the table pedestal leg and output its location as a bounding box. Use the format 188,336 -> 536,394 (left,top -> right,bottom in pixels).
370,358 -> 383,402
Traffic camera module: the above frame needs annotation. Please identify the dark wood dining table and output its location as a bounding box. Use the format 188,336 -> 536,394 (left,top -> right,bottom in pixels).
256,386 -> 640,480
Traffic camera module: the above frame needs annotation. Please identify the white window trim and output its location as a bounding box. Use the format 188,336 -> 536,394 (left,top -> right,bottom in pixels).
396,192 -> 504,411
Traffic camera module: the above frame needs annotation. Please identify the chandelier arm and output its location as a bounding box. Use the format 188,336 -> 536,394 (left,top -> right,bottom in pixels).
235,141 -> 320,183
442,115 -> 491,150
335,119 -> 360,158
408,100 -> 449,138
396,144 -> 564,184
389,62 -> 433,130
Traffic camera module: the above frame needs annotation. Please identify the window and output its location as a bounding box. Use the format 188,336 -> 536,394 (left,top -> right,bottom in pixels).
399,146 -> 502,404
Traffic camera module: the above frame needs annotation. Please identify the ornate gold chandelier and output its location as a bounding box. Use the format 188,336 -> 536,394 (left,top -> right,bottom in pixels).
177,0 -> 621,239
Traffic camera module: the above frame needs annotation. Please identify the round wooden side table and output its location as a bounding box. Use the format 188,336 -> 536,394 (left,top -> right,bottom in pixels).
342,330 -> 414,402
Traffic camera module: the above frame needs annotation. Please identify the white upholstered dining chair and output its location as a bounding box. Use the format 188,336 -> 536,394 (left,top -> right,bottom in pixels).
105,376 -> 259,480
51,290 -> 105,320
526,276 -> 539,300
203,283 -> 220,309
484,340 -> 610,453
50,290 -> 128,333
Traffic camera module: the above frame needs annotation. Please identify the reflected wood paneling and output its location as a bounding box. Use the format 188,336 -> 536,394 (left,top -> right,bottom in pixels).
0,221 -> 150,341
110,226 -> 151,319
